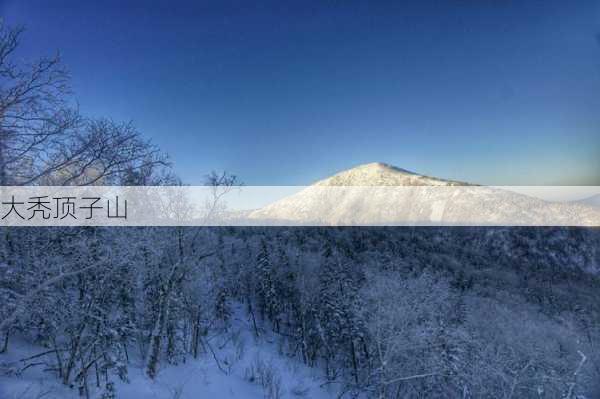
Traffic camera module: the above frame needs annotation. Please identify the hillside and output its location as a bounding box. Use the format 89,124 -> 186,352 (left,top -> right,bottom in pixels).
249,163 -> 600,226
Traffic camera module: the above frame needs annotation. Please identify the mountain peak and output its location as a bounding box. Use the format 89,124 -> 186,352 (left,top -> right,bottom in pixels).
354,162 -> 416,174
314,162 -> 467,186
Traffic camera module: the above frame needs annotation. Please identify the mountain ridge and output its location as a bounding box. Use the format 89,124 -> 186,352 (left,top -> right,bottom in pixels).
314,162 -> 470,186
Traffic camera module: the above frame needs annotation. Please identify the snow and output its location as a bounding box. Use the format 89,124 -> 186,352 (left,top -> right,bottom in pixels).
248,162 -> 600,226
578,194 -> 600,208
313,162 -> 466,187
0,306 -> 337,399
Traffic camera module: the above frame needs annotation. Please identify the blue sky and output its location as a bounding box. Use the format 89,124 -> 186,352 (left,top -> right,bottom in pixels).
2,0 -> 600,185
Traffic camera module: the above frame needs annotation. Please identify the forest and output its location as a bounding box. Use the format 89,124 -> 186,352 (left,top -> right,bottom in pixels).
1,226 -> 599,398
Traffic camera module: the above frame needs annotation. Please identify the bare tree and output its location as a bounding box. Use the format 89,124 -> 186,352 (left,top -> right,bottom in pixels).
38,118 -> 169,186
0,21 -> 171,356
0,22 -> 169,186
0,21 -> 76,185
203,170 -> 241,223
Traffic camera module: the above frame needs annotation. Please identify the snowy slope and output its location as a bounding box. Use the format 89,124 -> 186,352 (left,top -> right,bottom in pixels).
248,163 -> 600,226
0,306 -> 337,399
578,194 -> 600,208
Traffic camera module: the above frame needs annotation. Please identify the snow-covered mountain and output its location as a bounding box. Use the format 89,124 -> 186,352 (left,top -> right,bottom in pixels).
313,162 -> 468,186
248,163 -> 600,226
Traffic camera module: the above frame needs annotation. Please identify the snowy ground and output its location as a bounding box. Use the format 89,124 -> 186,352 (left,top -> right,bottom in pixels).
0,307 -> 338,399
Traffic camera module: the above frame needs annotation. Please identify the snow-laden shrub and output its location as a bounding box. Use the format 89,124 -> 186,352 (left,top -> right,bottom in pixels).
244,355 -> 283,399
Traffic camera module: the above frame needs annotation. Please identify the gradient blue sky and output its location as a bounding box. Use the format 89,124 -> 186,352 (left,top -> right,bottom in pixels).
2,0 -> 599,185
